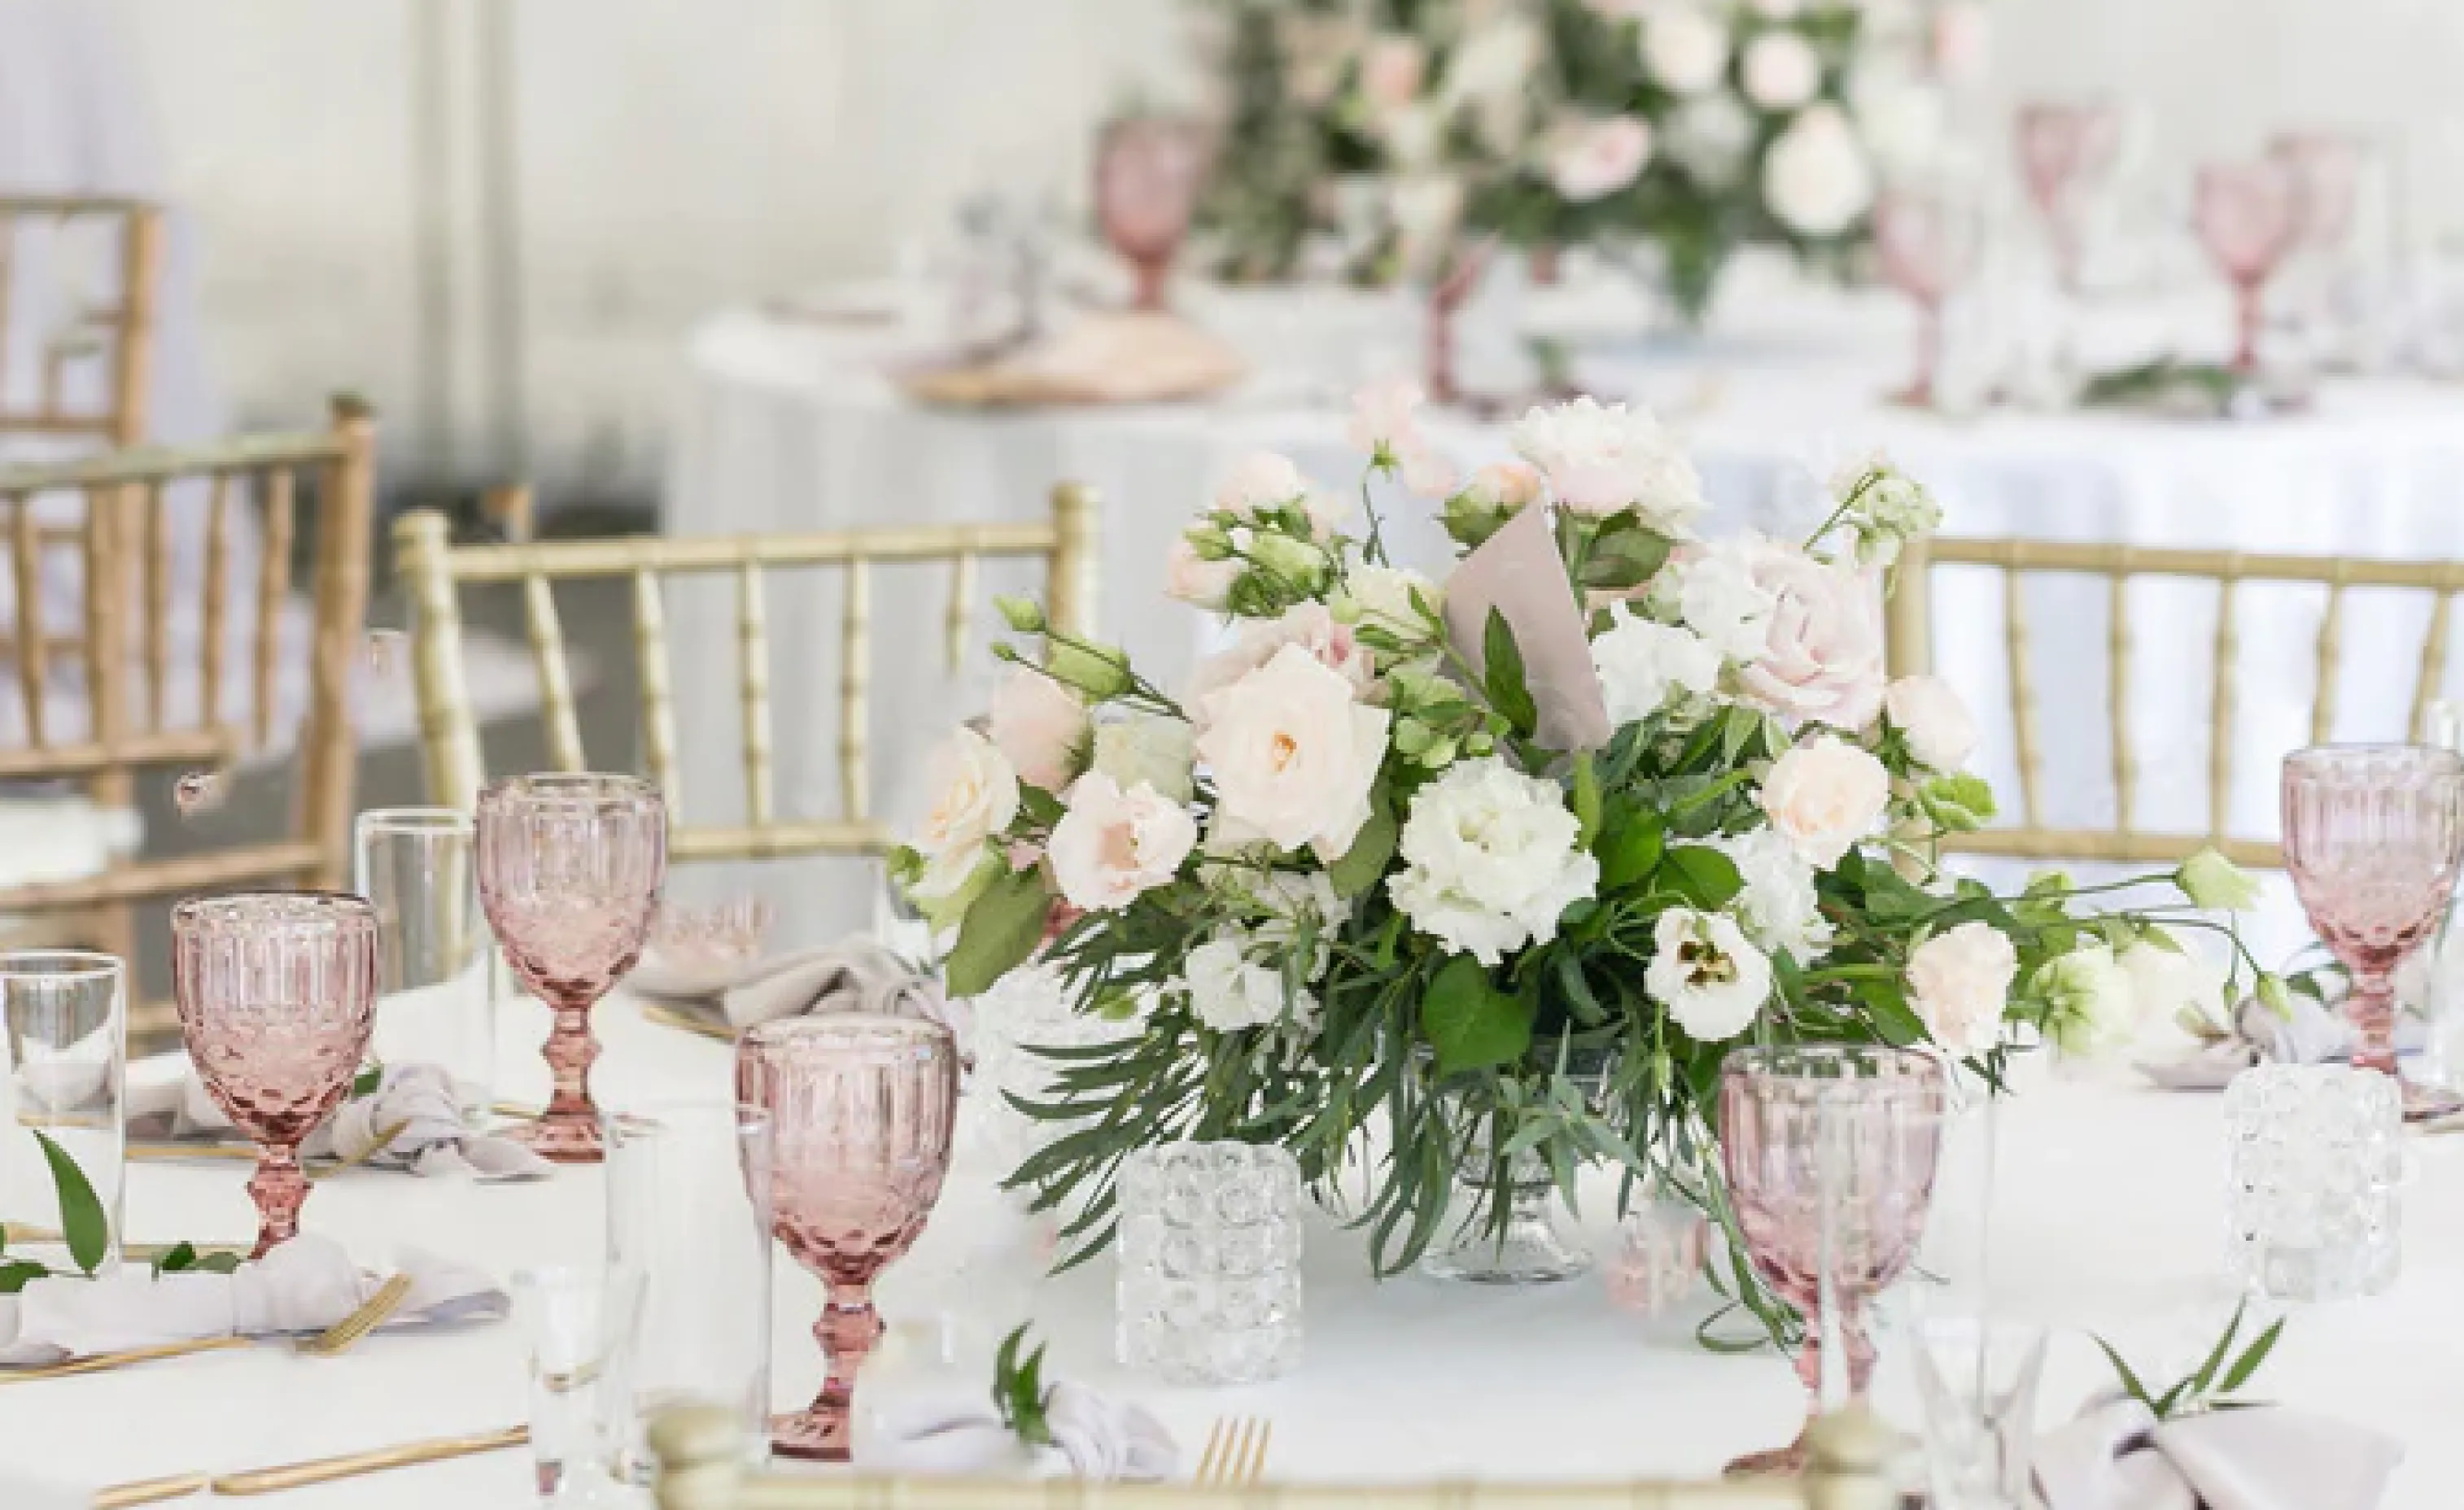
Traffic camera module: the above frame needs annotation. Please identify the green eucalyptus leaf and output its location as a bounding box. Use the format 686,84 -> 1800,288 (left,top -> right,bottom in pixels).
31,1128 -> 108,1275
945,867 -> 1055,999
1422,955 -> 1532,1076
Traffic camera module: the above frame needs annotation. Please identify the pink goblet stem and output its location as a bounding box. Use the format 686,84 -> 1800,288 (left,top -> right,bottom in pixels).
531,995 -> 605,1161
244,1145 -> 308,1259
774,1285 -> 888,1460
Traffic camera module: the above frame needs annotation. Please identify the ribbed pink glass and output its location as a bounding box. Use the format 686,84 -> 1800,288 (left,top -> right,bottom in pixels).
170,892 -> 378,1257
477,773 -> 666,1163
1094,115 -> 1209,312
2283,745 -> 2464,1091
1719,1044 -> 1944,1475
1874,185 -> 1977,408
2195,159 -> 2299,373
2013,100 -> 2121,291
736,1015 -> 959,1462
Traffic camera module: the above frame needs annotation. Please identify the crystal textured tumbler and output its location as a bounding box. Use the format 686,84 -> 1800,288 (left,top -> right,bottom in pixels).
2225,1063 -> 2402,1299
1115,1141 -> 1302,1386
357,806 -> 497,1125
1,950 -> 127,1272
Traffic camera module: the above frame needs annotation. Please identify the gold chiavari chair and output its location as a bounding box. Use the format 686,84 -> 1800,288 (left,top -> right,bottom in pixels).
391,484 -> 1101,866
1886,537 -> 2464,871
0,396 -> 377,983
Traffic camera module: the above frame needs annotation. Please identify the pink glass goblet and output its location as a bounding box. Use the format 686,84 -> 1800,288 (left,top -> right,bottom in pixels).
1719,1044 -> 1945,1475
1094,115 -> 1210,312
2013,101 -> 2122,292
737,1014 -> 959,1461
1874,185 -> 1978,408
170,892 -> 378,1257
2195,159 -> 2300,373
2283,744 -> 2464,1114
478,773 -> 666,1163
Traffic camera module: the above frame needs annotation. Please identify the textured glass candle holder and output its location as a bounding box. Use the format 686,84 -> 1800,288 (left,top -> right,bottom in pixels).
2225,1063 -> 2402,1300
1116,1141 -> 1302,1386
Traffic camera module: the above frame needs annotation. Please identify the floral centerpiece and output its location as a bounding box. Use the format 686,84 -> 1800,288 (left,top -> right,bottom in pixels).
896,383 -> 2257,1334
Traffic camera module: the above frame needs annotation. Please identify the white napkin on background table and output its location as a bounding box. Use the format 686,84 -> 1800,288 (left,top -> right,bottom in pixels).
631,937 -> 970,1046
0,1233 -> 507,1366
128,1063 -> 552,1181
2036,1394 -> 2401,1510
854,1383 -> 1178,1480
2137,995 -> 2427,1091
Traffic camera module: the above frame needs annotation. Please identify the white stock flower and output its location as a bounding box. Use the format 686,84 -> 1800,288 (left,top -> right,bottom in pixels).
1710,826 -> 1831,961
1390,757 -> 1599,964
1884,675 -> 1977,770
1672,537 -> 1780,661
1646,909 -> 1772,1041
1740,30 -> 1823,111
1549,116 -> 1654,203
1667,94 -> 1755,181
1640,5 -> 1731,97
1906,920 -> 2016,1059
911,727 -> 1020,900
1091,714 -> 1196,805
2036,942 -> 2135,1058
1195,644 -> 1391,860
987,666 -> 1089,792
1164,535 -> 1240,609
1046,773 -> 1197,912
1759,734 -> 1890,870
1337,563 -> 1443,639
1183,932 -> 1317,1033
1763,104 -> 1876,237
1509,396 -> 1706,530
1592,604 -> 1722,727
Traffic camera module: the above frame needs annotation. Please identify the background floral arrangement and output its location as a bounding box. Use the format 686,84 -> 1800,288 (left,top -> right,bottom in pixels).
1194,0 -> 1965,319
895,381 -> 2259,1340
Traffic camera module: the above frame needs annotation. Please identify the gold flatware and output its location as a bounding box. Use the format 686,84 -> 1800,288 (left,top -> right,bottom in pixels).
5,1271 -> 418,1382
126,1141 -> 259,1164
1,1223 -> 247,1266
206,1425 -> 527,1495
490,1098 -> 541,1121
92,1469 -> 212,1508
1194,1416 -> 1271,1487
294,1272 -> 413,1357
308,1120 -> 409,1182
640,1000 -> 733,1042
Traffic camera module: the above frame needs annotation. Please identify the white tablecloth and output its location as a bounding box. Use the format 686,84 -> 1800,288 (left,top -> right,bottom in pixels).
5,993 -> 2462,1505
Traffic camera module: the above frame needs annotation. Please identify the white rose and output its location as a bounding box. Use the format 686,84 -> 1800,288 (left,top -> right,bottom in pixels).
1641,5 -> 1731,97
1189,602 -> 1378,710
1092,714 -> 1197,805
1671,537 -> 1780,661
1389,757 -> 1599,965
1740,30 -> 1823,111
1710,825 -> 1831,961
1763,104 -> 1876,237
1592,604 -> 1722,727
1667,94 -> 1755,181
911,727 -> 1020,900
1442,17 -> 1541,105
1759,734 -> 1890,870
1885,674 -> 1977,770
1735,539 -> 1888,729
1549,116 -> 1654,203
1165,535 -> 1240,609
987,666 -> 1089,792
1508,395 -> 1706,530
1906,920 -> 2017,1059
1195,644 -> 1391,861
1646,908 -> 1772,1041
1183,932 -> 1316,1033
2035,943 -> 2135,1058
1337,564 -> 1443,639
1046,773 -> 1196,912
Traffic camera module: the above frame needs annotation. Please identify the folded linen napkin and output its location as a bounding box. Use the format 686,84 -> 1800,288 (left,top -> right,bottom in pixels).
632,937 -> 970,1046
0,1233 -> 507,1366
2036,1394 -> 2401,1510
127,1063 -> 552,1181
854,1383 -> 1178,1480
2136,995 -> 2426,1091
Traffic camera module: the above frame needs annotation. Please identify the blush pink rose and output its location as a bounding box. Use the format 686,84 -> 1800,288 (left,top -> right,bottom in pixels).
1759,734 -> 1890,870
1195,644 -> 1391,859
1046,772 -> 1197,911
1884,674 -> 1978,770
1735,540 -> 1888,730
1905,919 -> 2017,1059
988,666 -> 1089,792
1187,602 -> 1377,713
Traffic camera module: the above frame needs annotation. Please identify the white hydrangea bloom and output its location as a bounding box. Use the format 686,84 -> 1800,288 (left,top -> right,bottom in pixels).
1390,757 -> 1600,964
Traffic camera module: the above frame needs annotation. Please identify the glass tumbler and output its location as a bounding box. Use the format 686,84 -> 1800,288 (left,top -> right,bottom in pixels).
0,951 -> 126,1272
603,1102 -> 774,1484
2225,1063 -> 2403,1299
357,807 -> 498,1124
1115,1141 -> 1303,1386
513,1264 -> 642,1504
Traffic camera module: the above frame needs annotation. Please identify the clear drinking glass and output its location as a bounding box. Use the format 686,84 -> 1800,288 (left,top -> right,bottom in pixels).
1115,1141 -> 1303,1386
1603,1198 -> 1706,1321
1900,1301 -> 2049,1510
2225,1063 -> 2403,1299
1,951 -> 127,1272
513,1264 -> 642,1504
357,807 -> 497,1125
602,1102 -> 773,1484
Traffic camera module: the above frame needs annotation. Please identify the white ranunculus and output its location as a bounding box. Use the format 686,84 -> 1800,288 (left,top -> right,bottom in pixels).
1549,116 -> 1654,203
1092,714 -> 1197,805
1710,825 -> 1831,961
1672,536 -> 1780,661
1667,94 -> 1755,181
1759,734 -> 1890,870
987,666 -> 1089,792
2035,942 -> 2135,1058
1164,535 -> 1240,609
1763,104 -> 1876,237
1884,674 -> 1977,770
1508,396 -> 1706,530
1591,604 -> 1722,727
1046,773 -> 1197,912
1640,5 -> 1731,97
1645,908 -> 1772,1041
1336,563 -> 1443,639
1906,920 -> 2017,1059
1189,601 -> 1378,710
1195,644 -> 1391,861
911,727 -> 1020,900
1740,30 -> 1823,111
1443,16 -> 1542,105
1182,932 -> 1316,1033
1734,538 -> 1888,730
1389,757 -> 1599,964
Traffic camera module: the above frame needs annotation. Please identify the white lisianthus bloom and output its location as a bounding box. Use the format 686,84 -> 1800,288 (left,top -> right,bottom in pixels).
2175,848 -> 2261,911
1905,920 -> 2017,1059
1390,757 -> 1600,964
1549,116 -> 1654,203
1195,644 -> 1391,861
1182,931 -> 1318,1033
1645,909 -> 1772,1041
1740,30 -> 1823,111
2035,943 -> 2136,1057
1672,536 -> 1780,661
1667,94 -> 1755,181
1710,826 -> 1831,962
1591,604 -> 1722,727
1508,396 -> 1706,530
1046,773 -> 1197,912
1884,675 -> 1977,771
1091,714 -> 1197,805
1348,376 -> 1429,459
1336,563 -> 1444,639
910,727 -> 1020,901
1763,104 -> 1876,237
1640,4 -> 1730,97
1759,734 -> 1891,869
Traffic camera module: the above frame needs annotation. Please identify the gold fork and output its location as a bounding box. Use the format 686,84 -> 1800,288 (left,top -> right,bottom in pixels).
0,1271 -> 415,1382
1194,1416 -> 1272,1487
295,1272 -> 414,1357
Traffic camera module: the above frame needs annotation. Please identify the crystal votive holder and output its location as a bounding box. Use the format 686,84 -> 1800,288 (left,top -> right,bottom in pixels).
1604,1200 -> 1707,1320
2224,1063 -> 2402,1300
1115,1141 -> 1302,1386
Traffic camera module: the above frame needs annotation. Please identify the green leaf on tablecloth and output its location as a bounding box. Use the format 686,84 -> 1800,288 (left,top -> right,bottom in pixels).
351,1063 -> 383,1099
1422,954 -> 1531,1076
2092,1334 -> 2156,1410
193,1251 -> 243,1275
992,1323 -> 1056,1448
0,1260 -> 48,1294
2217,1315 -> 2287,1395
31,1128 -> 107,1275
945,866 -> 1053,999
153,1241 -> 200,1275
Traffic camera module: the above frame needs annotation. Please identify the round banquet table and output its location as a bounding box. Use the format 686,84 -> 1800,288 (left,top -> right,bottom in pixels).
7,994 -> 2463,1506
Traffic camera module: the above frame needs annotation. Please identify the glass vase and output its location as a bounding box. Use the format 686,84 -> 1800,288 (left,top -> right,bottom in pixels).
1422,1093 -> 1590,1285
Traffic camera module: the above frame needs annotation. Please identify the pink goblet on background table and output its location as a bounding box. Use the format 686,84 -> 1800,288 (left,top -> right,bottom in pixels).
736,1014 -> 959,1462
170,892 -> 378,1257
1094,113 -> 1210,313
2013,100 -> 2123,291
2194,159 -> 2300,373
1873,182 -> 1979,408
477,772 -> 666,1163
1719,1043 -> 1945,1474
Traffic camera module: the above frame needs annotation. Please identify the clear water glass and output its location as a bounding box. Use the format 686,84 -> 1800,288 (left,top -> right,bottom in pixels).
513,1264 -> 641,1503
602,1102 -> 773,1484
1115,1141 -> 1302,1386
357,807 -> 498,1125
1900,1302 -> 2048,1510
0,951 -> 126,1272
2224,1063 -> 2402,1299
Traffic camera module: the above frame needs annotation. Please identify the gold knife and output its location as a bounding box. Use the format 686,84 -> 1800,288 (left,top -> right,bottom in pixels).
207,1425 -> 528,1495
92,1470 -> 212,1508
